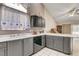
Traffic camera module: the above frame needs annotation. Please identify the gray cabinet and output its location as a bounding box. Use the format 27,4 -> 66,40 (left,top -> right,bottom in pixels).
63,37 -> 71,54
0,42 -> 6,56
0,48 -> 5,56
42,36 -> 45,47
53,36 -> 63,52
46,35 -> 71,54
23,38 -> 33,56
7,40 -> 23,56
46,36 -> 54,49
46,36 -> 63,52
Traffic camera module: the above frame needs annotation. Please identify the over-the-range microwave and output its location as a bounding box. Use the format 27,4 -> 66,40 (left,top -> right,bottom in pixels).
30,15 -> 45,28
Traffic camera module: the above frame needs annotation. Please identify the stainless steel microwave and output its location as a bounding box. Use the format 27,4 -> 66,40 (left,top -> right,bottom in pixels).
30,15 -> 45,27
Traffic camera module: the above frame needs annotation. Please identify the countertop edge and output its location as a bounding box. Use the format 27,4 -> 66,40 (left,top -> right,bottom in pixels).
0,33 -> 79,42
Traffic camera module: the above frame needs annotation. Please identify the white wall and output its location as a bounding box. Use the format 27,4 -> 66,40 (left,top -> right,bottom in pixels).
71,24 -> 79,34
44,8 -> 57,32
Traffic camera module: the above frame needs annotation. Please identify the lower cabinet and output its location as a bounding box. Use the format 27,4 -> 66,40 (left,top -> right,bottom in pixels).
0,42 -> 6,56
0,48 -> 5,56
63,37 -> 71,54
53,36 -> 63,52
46,36 -> 63,52
23,38 -> 33,56
7,38 -> 33,56
7,40 -> 23,56
0,38 -> 33,56
46,36 -> 71,54
0,36 -> 71,56
46,36 -> 54,49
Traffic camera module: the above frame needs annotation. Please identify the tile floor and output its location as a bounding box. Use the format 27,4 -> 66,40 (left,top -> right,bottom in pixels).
32,48 -> 69,56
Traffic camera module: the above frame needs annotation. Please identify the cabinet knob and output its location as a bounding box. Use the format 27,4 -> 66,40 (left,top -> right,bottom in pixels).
3,22 -> 6,25
20,24 -> 22,26
16,24 -> 18,25
10,23 -> 13,25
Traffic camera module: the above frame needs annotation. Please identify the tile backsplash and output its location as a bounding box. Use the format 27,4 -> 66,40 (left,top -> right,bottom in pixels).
0,30 -> 31,35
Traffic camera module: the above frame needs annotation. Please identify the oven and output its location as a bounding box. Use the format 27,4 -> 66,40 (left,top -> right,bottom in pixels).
33,36 -> 45,53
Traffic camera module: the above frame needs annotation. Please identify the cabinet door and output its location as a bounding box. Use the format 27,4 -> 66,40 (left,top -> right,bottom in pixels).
24,14 -> 30,29
24,38 -> 33,56
8,8 -> 13,30
42,36 -> 45,47
1,6 -> 9,30
63,37 -> 71,54
7,40 -> 23,56
46,36 -> 54,49
53,36 -> 63,52
0,42 -> 6,56
10,10 -> 20,30
19,14 -> 25,30
1,6 -> 13,30
0,48 -> 5,56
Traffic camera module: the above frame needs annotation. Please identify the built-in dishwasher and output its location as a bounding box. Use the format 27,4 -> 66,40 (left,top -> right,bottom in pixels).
33,36 -> 45,53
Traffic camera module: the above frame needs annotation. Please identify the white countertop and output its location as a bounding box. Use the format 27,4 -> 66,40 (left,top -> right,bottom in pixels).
46,33 -> 79,38
0,33 -> 79,42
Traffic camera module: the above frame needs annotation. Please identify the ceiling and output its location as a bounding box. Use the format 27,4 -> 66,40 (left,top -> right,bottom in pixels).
44,3 -> 79,24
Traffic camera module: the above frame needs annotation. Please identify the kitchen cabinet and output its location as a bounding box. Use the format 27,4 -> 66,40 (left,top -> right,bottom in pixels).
23,14 -> 30,29
42,36 -> 45,47
19,14 -> 30,30
46,36 -> 54,49
53,36 -> 63,52
23,38 -> 33,56
1,6 -> 11,30
12,11 -> 20,30
46,36 -> 63,52
0,5 -> 30,30
0,42 -> 7,56
63,37 -> 71,54
62,24 -> 71,34
46,36 -> 71,54
29,3 -> 44,17
19,14 -> 25,30
1,5 -> 20,30
7,40 -> 23,56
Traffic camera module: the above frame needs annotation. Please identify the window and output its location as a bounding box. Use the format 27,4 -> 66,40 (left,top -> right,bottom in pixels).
72,24 -> 79,34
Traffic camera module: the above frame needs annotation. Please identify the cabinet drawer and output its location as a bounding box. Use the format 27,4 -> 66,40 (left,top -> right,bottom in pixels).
0,42 -> 6,48
24,38 -> 33,56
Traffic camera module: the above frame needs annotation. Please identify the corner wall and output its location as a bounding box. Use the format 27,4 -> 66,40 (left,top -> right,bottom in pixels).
44,7 -> 57,32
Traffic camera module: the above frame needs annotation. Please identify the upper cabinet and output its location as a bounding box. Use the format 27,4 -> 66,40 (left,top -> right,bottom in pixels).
19,13 -> 30,30
0,4 -> 30,30
3,3 -> 27,13
28,3 -> 44,17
